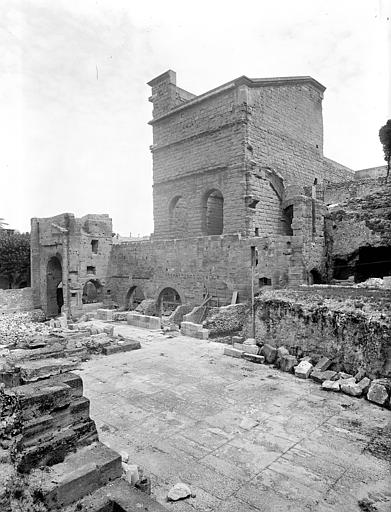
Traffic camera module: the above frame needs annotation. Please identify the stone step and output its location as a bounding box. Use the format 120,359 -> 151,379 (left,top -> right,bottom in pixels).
18,358 -> 80,383
63,477 -> 167,512
18,419 -> 98,472
29,441 -> 122,509
102,339 -> 141,355
22,397 -> 91,447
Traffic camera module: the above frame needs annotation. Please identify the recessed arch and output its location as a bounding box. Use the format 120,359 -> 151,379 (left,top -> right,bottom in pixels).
82,279 -> 103,304
125,285 -> 145,310
203,189 -> 224,235
157,287 -> 182,316
46,256 -> 63,317
169,195 -> 188,238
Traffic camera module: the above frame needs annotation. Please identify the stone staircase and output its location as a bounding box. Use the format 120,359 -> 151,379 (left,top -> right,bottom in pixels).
0,371 -> 165,511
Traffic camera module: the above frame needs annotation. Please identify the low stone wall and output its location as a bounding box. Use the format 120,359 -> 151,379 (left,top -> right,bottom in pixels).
127,312 -> 161,330
246,289 -> 391,378
0,288 -> 34,313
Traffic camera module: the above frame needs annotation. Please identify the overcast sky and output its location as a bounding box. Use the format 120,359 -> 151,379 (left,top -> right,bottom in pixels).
1,0 -> 390,235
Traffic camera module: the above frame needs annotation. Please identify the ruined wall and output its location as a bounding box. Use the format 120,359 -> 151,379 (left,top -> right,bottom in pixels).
327,183 -> 391,282
324,176 -> 387,205
30,214 -> 113,318
107,234 -> 296,309
248,288 -> 391,378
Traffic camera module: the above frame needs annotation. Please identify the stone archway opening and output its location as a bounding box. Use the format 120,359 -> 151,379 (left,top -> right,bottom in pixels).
169,195 -> 188,238
47,256 -> 63,317
82,279 -> 103,304
309,268 -> 323,285
125,286 -> 145,310
204,189 -> 224,235
158,287 -> 181,316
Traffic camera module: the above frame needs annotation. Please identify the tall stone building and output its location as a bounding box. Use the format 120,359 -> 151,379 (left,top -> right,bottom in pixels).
30,71 -> 390,319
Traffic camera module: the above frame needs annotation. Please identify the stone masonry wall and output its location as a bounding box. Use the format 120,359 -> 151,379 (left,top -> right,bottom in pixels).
324,176 -> 387,205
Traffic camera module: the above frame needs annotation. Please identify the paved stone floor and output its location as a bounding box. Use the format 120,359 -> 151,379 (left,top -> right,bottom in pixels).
76,324 -> 391,512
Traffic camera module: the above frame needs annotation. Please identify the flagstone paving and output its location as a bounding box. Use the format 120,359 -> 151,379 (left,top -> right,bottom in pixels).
76,324 -> 391,512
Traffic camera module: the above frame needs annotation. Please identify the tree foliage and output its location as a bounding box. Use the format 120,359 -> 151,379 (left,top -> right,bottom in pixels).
379,119 -> 391,181
0,231 -> 30,288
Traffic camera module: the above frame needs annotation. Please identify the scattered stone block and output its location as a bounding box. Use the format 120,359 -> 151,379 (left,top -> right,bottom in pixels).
127,313 -> 161,330
236,344 -> 258,355
354,368 -> 366,382
242,353 -> 265,364
167,483 -> 192,502
340,379 -> 363,397
357,377 -> 371,394
314,357 -> 332,372
223,347 -> 243,358
294,360 -> 313,379
277,346 -> 289,359
243,338 -> 256,345
239,417 -> 259,430
233,343 -> 245,351
338,372 -> 353,380
279,354 -> 298,373
260,344 -> 277,364
97,309 -> 113,321
367,379 -> 391,406
102,340 -> 141,355
103,325 -> 114,336
322,380 -> 341,392
232,336 -> 244,344
311,370 -> 337,383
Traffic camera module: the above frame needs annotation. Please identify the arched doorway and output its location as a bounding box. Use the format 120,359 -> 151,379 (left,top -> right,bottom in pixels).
309,268 -> 323,284
203,189 -> 224,235
125,286 -> 145,310
47,256 -> 63,317
82,279 -> 103,304
158,287 -> 181,316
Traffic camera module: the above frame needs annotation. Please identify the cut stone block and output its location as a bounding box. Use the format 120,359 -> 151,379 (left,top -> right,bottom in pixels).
276,346 -> 289,359
19,359 -> 79,383
232,336 -> 244,344
127,312 -> 161,330
102,340 -> 141,355
311,370 -> 337,383
242,353 -> 265,364
279,354 -> 298,373
103,325 -> 114,336
357,377 -> 371,394
322,380 -> 341,392
367,379 -> 391,406
314,357 -> 332,372
340,379 -> 363,397
260,344 -> 277,364
180,321 -> 205,338
97,309 -> 113,321
338,372 -> 353,380
223,347 -> 243,358
236,344 -> 258,355
233,343 -> 245,352
243,338 -> 256,346
294,360 -> 313,379
354,368 -> 366,382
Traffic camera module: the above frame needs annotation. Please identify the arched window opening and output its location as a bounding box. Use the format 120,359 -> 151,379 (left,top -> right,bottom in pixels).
281,206 -> 293,236
82,279 -> 103,304
204,189 -> 224,235
47,256 -> 63,317
125,286 -> 145,310
309,268 -> 323,285
169,195 -> 188,238
158,287 -> 181,316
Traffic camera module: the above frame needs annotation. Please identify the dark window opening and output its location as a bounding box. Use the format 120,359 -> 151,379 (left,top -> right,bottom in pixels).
87,266 -> 96,275
259,277 -> 272,286
309,268 -> 323,284
91,240 -> 99,254
282,206 -> 293,236
204,189 -> 224,235
255,227 -> 259,236
355,246 -> 391,283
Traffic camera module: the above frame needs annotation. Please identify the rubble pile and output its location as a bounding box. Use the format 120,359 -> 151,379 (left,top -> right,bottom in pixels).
224,340 -> 391,409
0,310 -> 47,346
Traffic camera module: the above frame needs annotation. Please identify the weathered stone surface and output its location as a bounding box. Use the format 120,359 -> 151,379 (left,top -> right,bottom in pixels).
127,313 -> 161,330
338,372 -> 353,380
19,359 -> 79,383
232,336 -> 244,344
236,344 -> 258,355
243,338 -> 256,346
260,344 -> 277,364
233,343 -> 245,351
354,368 -> 366,382
167,483 -> 192,502
102,340 -> 141,355
340,379 -> 363,397
223,347 -> 243,358
311,370 -> 337,383
181,321 -> 208,339
276,346 -> 289,360
322,379 -> 341,392
97,309 -> 113,321
239,417 -> 259,430
279,354 -> 298,373
367,379 -> 391,406
314,357 -> 332,372
242,353 -> 265,364
294,360 -> 313,379
357,377 -> 371,394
